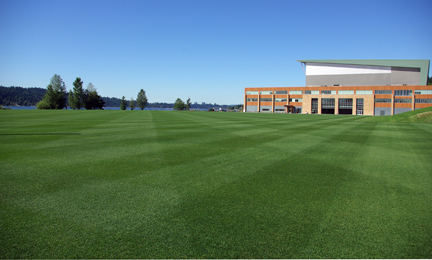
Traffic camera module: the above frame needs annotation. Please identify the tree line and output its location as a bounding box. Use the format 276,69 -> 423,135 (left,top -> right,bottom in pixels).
1,74 -> 242,110
35,74 -> 105,110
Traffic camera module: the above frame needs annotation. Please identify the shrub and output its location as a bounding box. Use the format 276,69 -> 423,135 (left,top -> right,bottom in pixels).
36,100 -> 51,110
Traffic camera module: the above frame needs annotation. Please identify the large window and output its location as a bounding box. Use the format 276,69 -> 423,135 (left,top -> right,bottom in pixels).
356,90 -> 373,95
339,98 -> 353,114
322,98 -> 335,114
394,99 -> 412,103
338,90 -> 354,95
415,99 -> 432,103
415,90 -> 432,95
246,91 -> 258,95
375,99 -> 392,103
260,91 -> 273,95
304,90 -> 319,94
289,90 -> 303,94
291,98 -> 303,102
260,98 -> 272,102
246,98 -> 258,102
356,98 -> 364,115
375,90 -> 392,94
274,91 -> 287,94
311,98 -> 318,114
394,90 -> 412,96
275,98 -> 287,102
321,90 -> 336,94
338,99 -> 353,109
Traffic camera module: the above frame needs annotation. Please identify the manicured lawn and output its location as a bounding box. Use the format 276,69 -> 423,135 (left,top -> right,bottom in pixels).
1,110 -> 431,258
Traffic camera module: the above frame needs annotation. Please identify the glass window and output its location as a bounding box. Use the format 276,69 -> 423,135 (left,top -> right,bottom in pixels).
395,99 -> 412,103
246,98 -> 258,102
338,90 -> 354,95
246,91 -> 258,95
356,90 -> 373,95
275,108 -> 285,111
291,98 -> 303,102
289,91 -> 303,94
375,99 -> 392,103
260,98 -> 272,102
415,90 -> 432,95
322,98 -> 335,108
394,90 -> 412,96
275,98 -> 287,102
339,98 -> 353,109
304,90 -> 319,94
274,91 -> 287,94
415,99 -> 432,103
260,91 -> 273,95
311,98 -> 318,114
321,90 -> 336,94
375,90 -> 392,94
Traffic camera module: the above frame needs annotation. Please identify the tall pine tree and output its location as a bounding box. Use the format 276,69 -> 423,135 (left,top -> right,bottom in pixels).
69,77 -> 84,110
136,89 -> 148,110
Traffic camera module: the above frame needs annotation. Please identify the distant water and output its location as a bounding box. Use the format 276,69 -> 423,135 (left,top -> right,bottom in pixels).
2,106 -> 209,111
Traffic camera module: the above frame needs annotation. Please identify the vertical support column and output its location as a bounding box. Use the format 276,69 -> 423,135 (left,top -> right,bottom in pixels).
391,92 -> 394,115
334,98 -> 339,115
257,95 -> 260,112
318,98 -> 322,114
243,94 -> 247,112
412,91 -> 415,111
352,98 -> 357,115
272,93 -> 275,113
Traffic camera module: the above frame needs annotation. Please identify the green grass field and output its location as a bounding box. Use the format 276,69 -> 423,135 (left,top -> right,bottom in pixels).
1,110 -> 432,258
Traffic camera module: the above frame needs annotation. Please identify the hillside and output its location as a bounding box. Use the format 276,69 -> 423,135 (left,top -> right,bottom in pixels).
362,106 -> 432,123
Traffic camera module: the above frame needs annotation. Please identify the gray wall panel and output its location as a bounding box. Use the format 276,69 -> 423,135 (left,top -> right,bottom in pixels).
246,105 -> 257,112
306,67 -> 421,86
274,106 -> 285,113
375,107 -> 392,116
391,67 -> 421,85
394,107 -> 412,114
260,106 -> 272,113
306,74 -> 391,86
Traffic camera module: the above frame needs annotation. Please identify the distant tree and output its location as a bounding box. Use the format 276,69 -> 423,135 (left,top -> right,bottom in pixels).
186,97 -> 191,110
136,89 -> 148,110
129,97 -> 135,110
173,98 -> 185,111
69,77 -> 84,110
83,83 -> 105,110
41,74 -> 68,109
428,76 -> 432,85
120,96 -> 127,110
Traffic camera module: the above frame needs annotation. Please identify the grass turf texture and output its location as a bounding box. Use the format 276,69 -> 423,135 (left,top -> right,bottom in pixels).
1,110 -> 432,259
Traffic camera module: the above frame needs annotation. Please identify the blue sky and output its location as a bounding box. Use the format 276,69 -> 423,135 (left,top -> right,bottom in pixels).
1,0 -> 431,105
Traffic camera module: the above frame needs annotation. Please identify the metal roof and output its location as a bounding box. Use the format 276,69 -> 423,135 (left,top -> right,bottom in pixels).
297,59 -> 430,85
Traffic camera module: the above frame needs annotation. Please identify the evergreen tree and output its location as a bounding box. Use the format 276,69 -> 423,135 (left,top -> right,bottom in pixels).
39,74 -> 68,109
120,96 -> 127,110
129,97 -> 135,110
83,83 -> 105,110
136,89 -> 148,110
69,77 -> 84,110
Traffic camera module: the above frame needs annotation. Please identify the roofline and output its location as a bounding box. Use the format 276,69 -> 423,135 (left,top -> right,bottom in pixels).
297,59 -> 430,85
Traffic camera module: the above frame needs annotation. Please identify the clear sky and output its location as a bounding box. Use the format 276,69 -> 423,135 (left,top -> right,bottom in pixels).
1,0 -> 431,105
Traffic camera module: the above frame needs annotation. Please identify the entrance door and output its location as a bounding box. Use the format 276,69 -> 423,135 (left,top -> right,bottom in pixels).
357,110 -> 363,115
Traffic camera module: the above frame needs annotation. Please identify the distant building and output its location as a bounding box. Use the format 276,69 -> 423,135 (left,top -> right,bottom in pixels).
202,102 -> 206,105
244,59 -> 431,115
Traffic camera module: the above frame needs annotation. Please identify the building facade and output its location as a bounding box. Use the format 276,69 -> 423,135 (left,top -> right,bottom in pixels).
244,60 -> 431,115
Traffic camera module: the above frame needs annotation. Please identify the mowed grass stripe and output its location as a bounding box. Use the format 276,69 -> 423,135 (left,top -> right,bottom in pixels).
1,110 -> 431,258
